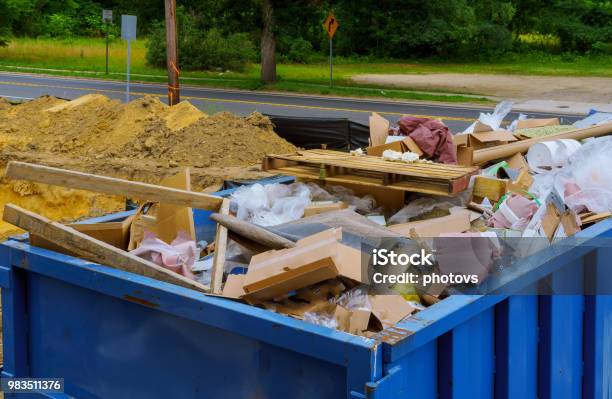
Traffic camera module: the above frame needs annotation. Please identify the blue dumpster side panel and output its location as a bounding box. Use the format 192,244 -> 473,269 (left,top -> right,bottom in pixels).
1,188 -> 611,399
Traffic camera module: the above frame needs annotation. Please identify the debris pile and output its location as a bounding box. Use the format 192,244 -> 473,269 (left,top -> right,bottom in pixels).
2,98 -> 612,339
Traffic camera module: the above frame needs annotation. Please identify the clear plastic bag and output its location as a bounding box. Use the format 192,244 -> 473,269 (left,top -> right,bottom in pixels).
388,197 -> 455,225
333,286 -> 371,311
554,136 -> 612,213
230,182 -> 312,226
462,100 -> 514,133
303,312 -> 338,329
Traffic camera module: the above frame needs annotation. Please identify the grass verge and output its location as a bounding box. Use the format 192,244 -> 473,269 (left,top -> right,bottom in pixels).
2,37 -> 610,103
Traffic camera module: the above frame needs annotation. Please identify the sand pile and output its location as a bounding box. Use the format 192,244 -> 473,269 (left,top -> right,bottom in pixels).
0,94 -> 296,239
0,94 -> 295,167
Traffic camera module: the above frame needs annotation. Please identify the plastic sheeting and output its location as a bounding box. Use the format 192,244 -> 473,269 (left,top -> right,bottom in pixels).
266,115 -> 369,150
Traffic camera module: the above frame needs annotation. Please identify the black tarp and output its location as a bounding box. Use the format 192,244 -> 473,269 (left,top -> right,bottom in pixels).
266,115 -> 369,151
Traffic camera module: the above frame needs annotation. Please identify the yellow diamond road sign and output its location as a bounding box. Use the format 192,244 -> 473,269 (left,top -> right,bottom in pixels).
323,14 -> 339,39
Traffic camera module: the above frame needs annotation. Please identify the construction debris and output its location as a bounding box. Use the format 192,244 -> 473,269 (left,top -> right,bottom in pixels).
3,96 -> 612,340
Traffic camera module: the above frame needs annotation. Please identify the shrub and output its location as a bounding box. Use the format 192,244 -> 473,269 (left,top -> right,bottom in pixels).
286,38 -> 314,63
46,14 -> 76,38
146,19 -> 256,72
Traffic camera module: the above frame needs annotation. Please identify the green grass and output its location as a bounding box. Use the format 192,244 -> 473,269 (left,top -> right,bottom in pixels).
0,37 -> 610,104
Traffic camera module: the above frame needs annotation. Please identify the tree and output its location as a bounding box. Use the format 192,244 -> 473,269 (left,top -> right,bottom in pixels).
260,0 -> 276,84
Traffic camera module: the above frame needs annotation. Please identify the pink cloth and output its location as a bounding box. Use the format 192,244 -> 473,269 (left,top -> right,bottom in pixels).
130,232 -> 197,279
396,116 -> 458,164
487,195 -> 539,229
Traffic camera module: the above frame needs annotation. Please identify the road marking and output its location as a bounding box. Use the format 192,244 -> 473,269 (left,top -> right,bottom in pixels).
0,79 -> 476,122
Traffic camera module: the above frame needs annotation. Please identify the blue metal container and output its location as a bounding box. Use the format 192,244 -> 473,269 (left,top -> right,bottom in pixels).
1,179 -> 610,399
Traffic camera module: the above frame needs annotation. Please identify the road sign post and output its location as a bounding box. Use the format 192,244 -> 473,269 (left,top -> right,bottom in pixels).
322,13 -> 339,88
102,10 -> 112,75
121,15 -> 137,103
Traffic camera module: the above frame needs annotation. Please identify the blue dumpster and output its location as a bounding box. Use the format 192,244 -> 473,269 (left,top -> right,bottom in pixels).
0,180 -> 610,399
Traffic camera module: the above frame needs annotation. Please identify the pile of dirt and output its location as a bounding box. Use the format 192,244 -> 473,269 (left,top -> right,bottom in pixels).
0,94 -> 297,239
0,94 -> 295,168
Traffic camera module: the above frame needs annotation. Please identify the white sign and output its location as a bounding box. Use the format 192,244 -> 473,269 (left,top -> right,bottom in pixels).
121,15 -> 137,41
102,9 -> 113,23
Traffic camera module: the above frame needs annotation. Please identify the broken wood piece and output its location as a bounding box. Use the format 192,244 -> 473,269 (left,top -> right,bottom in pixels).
3,204 -> 209,293
210,199 -> 231,294
209,212 -> 296,250
5,161 -> 223,211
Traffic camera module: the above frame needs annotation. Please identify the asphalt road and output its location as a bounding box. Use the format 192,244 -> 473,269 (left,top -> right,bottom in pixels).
0,71 -> 581,132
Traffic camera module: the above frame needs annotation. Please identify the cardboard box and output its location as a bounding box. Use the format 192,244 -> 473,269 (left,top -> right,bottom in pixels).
367,136 -> 423,157
303,201 -> 347,217
467,130 -> 518,150
455,130 -> 518,165
516,118 -> 560,130
243,228 -> 364,302
388,210 -> 471,238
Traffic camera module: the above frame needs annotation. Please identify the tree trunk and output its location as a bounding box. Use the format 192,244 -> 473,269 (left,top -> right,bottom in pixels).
260,0 -> 276,84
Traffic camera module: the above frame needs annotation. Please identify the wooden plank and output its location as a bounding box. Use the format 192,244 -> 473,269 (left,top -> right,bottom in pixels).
265,151 -> 477,177
149,168 -> 196,244
6,161 -> 223,211
210,213 -> 296,250
211,198 -> 230,294
3,204 -> 209,293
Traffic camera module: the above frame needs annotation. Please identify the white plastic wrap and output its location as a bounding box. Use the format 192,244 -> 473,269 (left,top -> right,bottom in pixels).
303,312 -> 339,329
230,183 -> 312,226
333,286 -> 371,311
462,100 -> 514,133
554,136 -> 612,213
508,113 -> 527,132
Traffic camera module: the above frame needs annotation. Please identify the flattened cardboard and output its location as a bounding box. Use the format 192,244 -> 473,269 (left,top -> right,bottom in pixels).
243,228 -> 364,302
516,118 -> 560,130
334,305 -> 351,331
507,169 -> 534,192
150,168 -> 196,244
367,137 -> 423,157
369,112 -> 390,147
450,206 -> 482,222
560,210 -> 580,237
388,210 -> 471,238
348,308 -> 372,336
368,294 -> 415,328
506,153 -> 529,172
580,212 -> 611,225
470,130 -> 517,150
456,145 -> 474,166
221,273 -> 247,298
303,201 -> 347,217
541,203 -> 562,242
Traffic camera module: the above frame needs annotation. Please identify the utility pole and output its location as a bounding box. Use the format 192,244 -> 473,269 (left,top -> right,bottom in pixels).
165,0 -> 180,105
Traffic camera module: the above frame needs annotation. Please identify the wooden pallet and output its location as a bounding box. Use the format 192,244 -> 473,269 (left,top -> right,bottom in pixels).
263,150 -> 479,196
